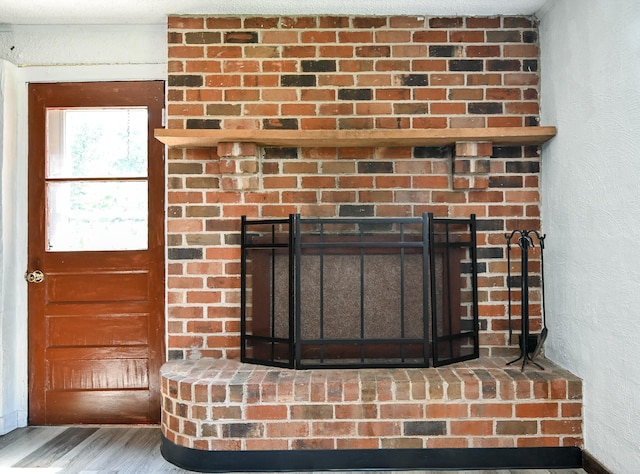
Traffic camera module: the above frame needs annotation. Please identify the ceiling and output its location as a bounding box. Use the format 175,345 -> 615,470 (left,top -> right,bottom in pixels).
0,0 -> 551,25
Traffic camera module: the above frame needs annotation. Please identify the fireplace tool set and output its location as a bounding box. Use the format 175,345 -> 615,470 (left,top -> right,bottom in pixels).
505,229 -> 547,371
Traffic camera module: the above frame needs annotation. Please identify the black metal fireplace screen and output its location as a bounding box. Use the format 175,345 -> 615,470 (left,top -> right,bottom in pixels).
240,213 -> 479,369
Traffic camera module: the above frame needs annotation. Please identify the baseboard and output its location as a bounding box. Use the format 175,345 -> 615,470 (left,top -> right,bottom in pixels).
161,434 -> 582,473
583,450 -> 614,474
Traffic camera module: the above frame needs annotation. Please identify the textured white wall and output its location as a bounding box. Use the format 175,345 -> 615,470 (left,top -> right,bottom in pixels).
0,24 -> 166,66
0,59 -> 26,434
539,1 -> 640,472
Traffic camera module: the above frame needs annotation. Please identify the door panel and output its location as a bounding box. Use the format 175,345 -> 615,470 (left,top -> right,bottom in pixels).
44,391 -> 151,425
48,315 -> 150,346
46,271 -> 150,303
28,82 -> 165,425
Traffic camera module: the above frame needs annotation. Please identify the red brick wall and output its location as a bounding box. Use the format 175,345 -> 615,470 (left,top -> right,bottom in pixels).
165,15 -> 543,361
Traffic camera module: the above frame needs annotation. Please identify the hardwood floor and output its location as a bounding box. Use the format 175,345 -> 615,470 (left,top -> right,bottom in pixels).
0,426 -> 587,474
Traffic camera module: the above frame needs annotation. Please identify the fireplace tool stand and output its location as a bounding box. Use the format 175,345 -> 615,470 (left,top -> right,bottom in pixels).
506,229 -> 547,371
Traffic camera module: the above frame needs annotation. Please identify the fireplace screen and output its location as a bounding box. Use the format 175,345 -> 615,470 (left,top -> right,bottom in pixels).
240,213 -> 478,369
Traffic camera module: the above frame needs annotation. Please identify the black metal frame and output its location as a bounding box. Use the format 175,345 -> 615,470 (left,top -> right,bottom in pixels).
430,215 -> 479,367
161,434 -> 583,473
241,213 -> 479,369
240,215 -> 295,368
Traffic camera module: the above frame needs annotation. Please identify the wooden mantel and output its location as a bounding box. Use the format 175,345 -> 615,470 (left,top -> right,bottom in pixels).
154,126 -> 556,149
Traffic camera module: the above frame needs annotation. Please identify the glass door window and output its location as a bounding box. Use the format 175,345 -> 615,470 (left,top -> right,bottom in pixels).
45,108 -> 149,252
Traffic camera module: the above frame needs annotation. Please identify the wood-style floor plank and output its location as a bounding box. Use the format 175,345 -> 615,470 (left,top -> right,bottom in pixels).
13,427 -> 100,468
0,425 -> 68,466
0,426 -> 588,474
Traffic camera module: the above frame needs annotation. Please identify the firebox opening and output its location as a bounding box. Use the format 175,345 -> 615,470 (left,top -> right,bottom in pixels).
240,213 -> 479,369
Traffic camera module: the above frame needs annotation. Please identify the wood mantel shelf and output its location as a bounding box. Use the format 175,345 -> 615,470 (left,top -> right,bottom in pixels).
154,126 -> 556,149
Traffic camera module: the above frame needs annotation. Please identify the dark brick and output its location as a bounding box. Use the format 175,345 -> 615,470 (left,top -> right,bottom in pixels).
492,146 -> 524,158
487,60 -> 521,71
167,177 -> 181,190
176,403 -> 188,417
338,89 -> 373,101
414,146 -> 453,159
245,17 -> 280,29
462,261 -> 487,274
489,176 -> 523,188
429,45 -> 457,57
353,17 -> 387,28
168,248 -> 203,260
168,163 -> 203,175
167,206 -> 182,218
487,31 -> 522,43
526,116 -> 540,126
205,220 -> 240,232
281,75 -> 316,87
523,31 -> 539,43
357,162 -> 393,173
263,147 -> 298,159
302,60 -> 337,72
225,31 -> 258,43
469,102 -> 503,114
476,219 -> 505,231
186,206 -> 221,218
168,32 -> 182,44
201,424 -> 218,437
222,423 -> 264,438
339,205 -> 375,217
225,234 -> 241,246
404,421 -> 446,436
394,103 -> 428,115
399,74 -> 428,86
168,75 -> 203,87
186,119 -> 220,129
263,118 -> 299,130
186,176 -> 218,188
429,17 -> 463,28
167,234 -> 182,246
449,60 -> 483,72
523,60 -> 538,72
506,161 -> 540,173
508,275 -> 541,288
168,350 -> 184,360
185,32 -> 221,44
477,247 -> 504,259
475,159 -> 491,173
338,117 -> 374,129
504,17 -> 535,28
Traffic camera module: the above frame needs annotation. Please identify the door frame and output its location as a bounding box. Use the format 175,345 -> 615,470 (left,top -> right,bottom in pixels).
0,64 -> 166,432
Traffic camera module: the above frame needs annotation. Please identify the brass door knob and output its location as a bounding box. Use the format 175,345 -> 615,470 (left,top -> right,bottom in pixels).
25,270 -> 45,283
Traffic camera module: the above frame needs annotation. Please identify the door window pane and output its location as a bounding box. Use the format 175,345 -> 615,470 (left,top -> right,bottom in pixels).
47,109 -> 148,179
46,181 -> 148,252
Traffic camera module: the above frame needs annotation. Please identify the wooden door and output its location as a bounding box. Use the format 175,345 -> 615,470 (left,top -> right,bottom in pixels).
27,82 -> 165,425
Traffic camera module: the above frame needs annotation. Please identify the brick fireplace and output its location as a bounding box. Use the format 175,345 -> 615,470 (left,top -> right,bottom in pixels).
159,14 -> 583,471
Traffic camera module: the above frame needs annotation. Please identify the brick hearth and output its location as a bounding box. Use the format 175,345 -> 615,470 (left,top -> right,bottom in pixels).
161,358 -> 582,451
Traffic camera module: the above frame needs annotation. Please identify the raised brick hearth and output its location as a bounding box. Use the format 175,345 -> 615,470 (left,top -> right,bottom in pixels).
161,358 -> 582,451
